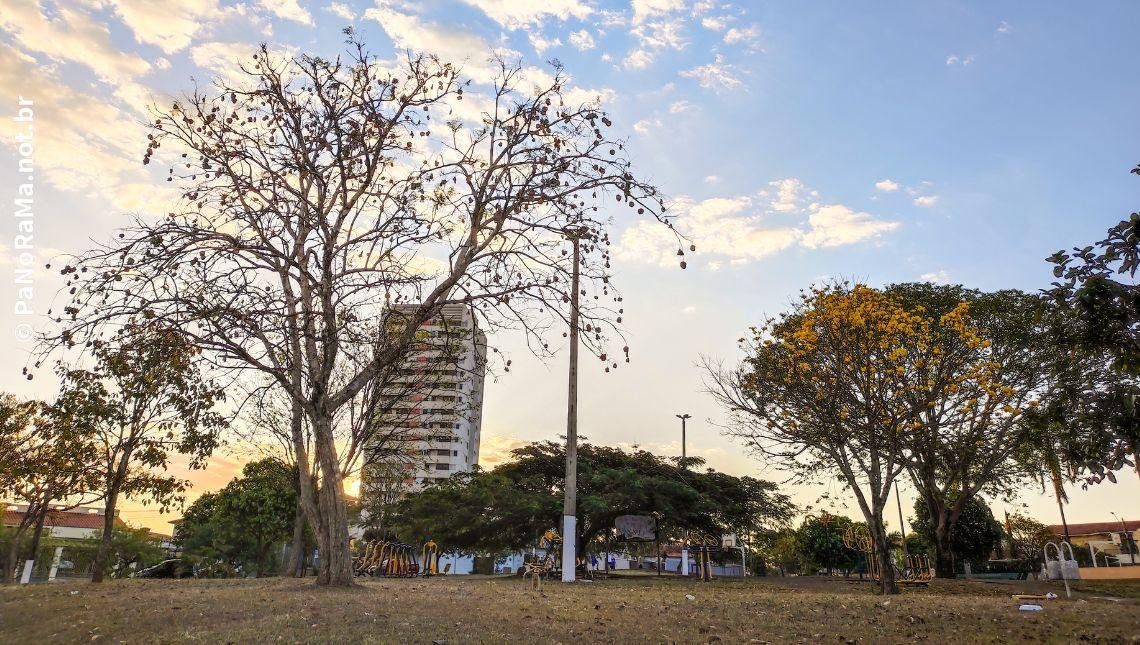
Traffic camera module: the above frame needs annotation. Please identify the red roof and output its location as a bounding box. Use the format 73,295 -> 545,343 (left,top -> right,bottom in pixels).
1048,520 -> 1140,536
3,508 -> 126,531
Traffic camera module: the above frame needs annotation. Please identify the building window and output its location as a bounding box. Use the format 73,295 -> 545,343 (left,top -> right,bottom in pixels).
435,463 -> 450,471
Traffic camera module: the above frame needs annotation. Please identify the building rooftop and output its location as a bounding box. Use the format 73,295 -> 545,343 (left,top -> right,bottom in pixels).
3,506 -> 127,531
1049,520 -> 1140,536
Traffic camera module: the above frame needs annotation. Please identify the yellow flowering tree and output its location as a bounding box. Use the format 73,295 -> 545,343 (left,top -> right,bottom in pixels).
888,283 -> 1053,577
710,282 -> 1060,587
708,283 -> 938,594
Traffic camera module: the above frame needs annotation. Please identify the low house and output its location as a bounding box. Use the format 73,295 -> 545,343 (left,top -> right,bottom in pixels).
2,504 -> 126,540
1050,520 -> 1140,565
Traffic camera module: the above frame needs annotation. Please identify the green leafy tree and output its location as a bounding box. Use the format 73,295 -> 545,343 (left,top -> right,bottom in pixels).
1004,513 -> 1057,570
911,496 -> 1001,569
754,529 -> 801,576
101,526 -> 166,579
0,395 -> 98,582
794,513 -> 859,576
1045,162 -> 1140,482
55,326 -> 227,582
175,459 -> 297,576
388,441 -> 794,557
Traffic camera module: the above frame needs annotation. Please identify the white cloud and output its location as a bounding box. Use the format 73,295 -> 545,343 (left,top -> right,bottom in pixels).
946,54 -> 976,67
633,118 -> 661,135
997,21 -> 1011,34
874,178 -> 900,192
364,5 -> 509,82
668,99 -> 692,113
529,33 -> 562,55
0,2 -> 152,85
723,24 -> 761,48
632,0 -> 685,24
701,15 -> 731,31
706,260 -> 722,271
690,0 -> 717,15
324,2 -> 355,20
617,179 -> 899,267
632,18 -> 688,51
920,270 -> 951,284
680,54 -> 744,91
259,0 -> 313,25
190,41 -> 266,86
913,195 -> 939,208
107,0 -> 223,54
703,175 -> 721,184
624,48 -> 654,70
764,178 -> 812,213
0,41 -> 171,214
799,204 -> 899,249
569,29 -> 596,51
461,0 -> 591,29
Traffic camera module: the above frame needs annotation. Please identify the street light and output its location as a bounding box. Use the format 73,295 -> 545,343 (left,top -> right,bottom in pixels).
676,413 -> 692,576
676,414 -> 691,469
1110,512 -> 1136,564
561,226 -> 588,583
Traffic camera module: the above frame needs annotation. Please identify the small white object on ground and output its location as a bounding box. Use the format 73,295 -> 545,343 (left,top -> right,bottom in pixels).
1018,604 -> 1043,611
685,594 -> 696,601
1045,593 -> 1058,599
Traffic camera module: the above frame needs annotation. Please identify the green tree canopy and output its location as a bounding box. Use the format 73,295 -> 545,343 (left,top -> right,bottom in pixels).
794,513 -> 860,575
174,458 -> 297,575
387,441 -> 795,556
911,495 -> 1001,568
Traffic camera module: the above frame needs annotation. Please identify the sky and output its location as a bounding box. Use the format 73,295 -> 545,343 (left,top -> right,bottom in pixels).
1,0 -> 1138,534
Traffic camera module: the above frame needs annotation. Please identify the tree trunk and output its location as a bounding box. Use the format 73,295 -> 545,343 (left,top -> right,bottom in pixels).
870,514 -> 899,594
24,503 -> 50,579
5,524 -> 29,583
932,525 -> 955,578
90,489 -> 119,583
289,401 -> 322,581
284,502 -> 306,577
312,414 -> 353,586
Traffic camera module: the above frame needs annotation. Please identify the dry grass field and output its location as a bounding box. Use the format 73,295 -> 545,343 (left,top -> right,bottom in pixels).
2,573 -> 1137,643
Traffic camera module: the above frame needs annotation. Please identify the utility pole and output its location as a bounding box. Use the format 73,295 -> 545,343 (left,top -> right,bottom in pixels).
676,413 -> 692,576
675,413 -> 691,468
895,481 -> 908,561
561,227 -> 584,583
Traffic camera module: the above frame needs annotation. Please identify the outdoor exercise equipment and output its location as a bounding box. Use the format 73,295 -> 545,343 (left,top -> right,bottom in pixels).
841,524 -> 932,584
420,540 -> 440,576
522,529 -> 562,591
1043,541 -> 1079,597
686,534 -> 718,581
352,539 -> 445,578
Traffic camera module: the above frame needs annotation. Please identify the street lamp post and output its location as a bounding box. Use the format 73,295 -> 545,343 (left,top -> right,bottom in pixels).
676,413 -> 691,468
561,227 -> 585,583
1111,512 -> 1136,565
676,413 -> 692,576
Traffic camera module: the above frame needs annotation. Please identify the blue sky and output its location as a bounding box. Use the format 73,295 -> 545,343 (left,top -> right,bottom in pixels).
1,0 -> 1138,531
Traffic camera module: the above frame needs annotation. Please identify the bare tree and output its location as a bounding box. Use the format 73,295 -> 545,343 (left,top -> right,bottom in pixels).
42,38 -> 678,585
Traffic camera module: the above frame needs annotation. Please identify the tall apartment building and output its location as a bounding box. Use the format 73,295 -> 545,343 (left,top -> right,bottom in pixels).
361,304 -> 487,506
